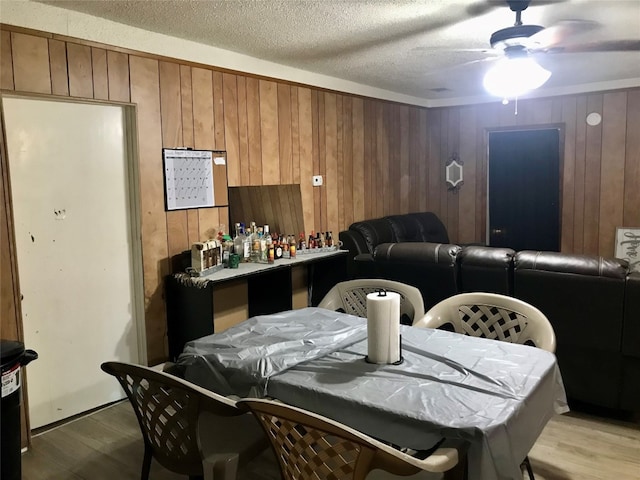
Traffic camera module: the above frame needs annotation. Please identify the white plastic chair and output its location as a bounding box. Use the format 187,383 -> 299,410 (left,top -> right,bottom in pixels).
318,279 -> 425,325
101,362 -> 268,480
238,397 -> 466,480
413,292 -> 555,352
413,292 -> 556,480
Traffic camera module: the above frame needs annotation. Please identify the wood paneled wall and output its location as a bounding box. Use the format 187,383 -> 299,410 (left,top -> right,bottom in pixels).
1,25 -> 639,364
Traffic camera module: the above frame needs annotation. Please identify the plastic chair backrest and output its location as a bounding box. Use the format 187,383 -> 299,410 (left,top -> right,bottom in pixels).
100,361 -> 240,476
413,292 -> 556,352
238,398 -> 462,480
318,279 -> 425,325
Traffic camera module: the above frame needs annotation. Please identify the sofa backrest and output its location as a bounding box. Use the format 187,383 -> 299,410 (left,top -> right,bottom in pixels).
373,242 -> 461,311
514,250 -> 629,351
514,250 -> 629,409
348,218 -> 398,255
458,246 -> 515,295
407,212 -> 450,243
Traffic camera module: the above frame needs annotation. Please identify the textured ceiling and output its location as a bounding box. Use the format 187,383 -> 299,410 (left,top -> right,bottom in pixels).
35,0 -> 640,102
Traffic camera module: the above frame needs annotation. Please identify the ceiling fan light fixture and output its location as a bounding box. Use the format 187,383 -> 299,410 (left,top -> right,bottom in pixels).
483,56 -> 551,99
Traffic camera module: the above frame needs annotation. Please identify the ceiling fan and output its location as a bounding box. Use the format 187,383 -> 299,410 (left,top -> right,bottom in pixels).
477,0 -> 640,98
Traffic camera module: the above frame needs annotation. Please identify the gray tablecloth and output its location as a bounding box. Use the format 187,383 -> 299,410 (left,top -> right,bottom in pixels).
178,307 -> 568,480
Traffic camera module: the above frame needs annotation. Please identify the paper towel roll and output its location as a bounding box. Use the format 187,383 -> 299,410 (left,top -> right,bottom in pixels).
366,290 -> 401,364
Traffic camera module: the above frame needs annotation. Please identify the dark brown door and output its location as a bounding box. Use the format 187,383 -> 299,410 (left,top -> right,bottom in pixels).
488,129 -> 560,252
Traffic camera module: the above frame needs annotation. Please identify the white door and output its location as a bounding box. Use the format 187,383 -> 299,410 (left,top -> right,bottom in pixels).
3,97 -> 143,429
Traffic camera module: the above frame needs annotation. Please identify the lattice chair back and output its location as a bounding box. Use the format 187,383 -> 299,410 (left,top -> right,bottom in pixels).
414,292 -> 556,352
238,398 -> 463,480
318,279 -> 425,325
101,361 -> 260,479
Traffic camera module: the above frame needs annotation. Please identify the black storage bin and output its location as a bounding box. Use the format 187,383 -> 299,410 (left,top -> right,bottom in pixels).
1,340 -> 38,480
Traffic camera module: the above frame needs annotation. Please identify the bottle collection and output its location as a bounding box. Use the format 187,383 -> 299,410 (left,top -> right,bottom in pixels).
190,222 -> 336,275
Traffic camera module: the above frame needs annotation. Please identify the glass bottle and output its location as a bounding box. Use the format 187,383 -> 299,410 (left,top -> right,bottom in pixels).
263,225 -> 272,263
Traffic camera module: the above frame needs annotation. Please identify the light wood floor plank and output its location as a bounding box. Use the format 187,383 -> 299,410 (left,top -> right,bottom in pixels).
21,402 -> 640,480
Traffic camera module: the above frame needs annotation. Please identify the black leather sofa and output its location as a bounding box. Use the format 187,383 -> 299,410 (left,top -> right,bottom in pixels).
339,213 -> 640,417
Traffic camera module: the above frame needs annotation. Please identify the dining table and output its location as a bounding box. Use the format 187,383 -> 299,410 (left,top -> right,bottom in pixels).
176,307 -> 569,480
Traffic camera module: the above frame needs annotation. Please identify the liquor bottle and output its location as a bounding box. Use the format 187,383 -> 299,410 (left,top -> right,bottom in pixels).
299,232 -> 306,250
233,223 -> 246,260
262,225 -> 271,263
308,231 -> 316,249
326,231 -> 334,247
222,234 -> 233,267
251,225 -> 262,263
289,234 -> 297,258
275,234 -> 285,260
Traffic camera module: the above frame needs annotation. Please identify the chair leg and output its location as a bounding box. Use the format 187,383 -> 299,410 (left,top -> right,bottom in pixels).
522,456 -> 535,480
203,453 -> 240,480
141,445 -> 152,480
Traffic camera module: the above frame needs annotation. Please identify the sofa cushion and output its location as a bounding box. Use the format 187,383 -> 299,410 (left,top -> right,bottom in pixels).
349,218 -> 397,254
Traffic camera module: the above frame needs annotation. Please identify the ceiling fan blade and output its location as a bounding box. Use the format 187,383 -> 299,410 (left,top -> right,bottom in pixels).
529,19 -> 601,49
534,39 -> 640,54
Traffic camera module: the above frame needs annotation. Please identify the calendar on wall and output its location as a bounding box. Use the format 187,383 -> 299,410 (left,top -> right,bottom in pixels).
163,148 -> 224,210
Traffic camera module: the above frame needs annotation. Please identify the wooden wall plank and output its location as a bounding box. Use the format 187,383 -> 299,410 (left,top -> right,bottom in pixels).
352,98 -> 365,222
67,43 -> 93,98
11,32 -> 50,93
191,67 -> 219,238
223,73 -> 240,186
573,96 -> 588,253
298,87 -> 314,234
159,61 -> 188,262
260,80 -> 279,185
178,65 -> 200,245
107,51 -> 130,102
159,62 -> 183,147
583,94 -> 603,254
336,95 -> 344,231
447,108 -> 459,242
212,71 -> 225,150
428,109 -> 441,213
624,90 -> 640,227
363,99 -> 374,220
246,77 -> 262,185
389,104 -> 401,215
560,97 -> 577,252
237,76 -> 250,185
458,106 -> 476,244
1,31 -> 14,90
291,87 -> 301,185
316,92 -> 325,230
399,105 -> 410,213
324,93 -> 338,233
129,55 -> 168,364
312,91 -> 322,229
598,92 -> 627,256
91,47 -> 108,100
48,39 -> 68,96
418,109 -> 429,213
277,84 -> 293,185
342,97 -> 354,229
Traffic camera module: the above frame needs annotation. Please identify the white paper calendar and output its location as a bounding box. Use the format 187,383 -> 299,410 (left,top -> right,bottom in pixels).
163,149 -> 215,210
